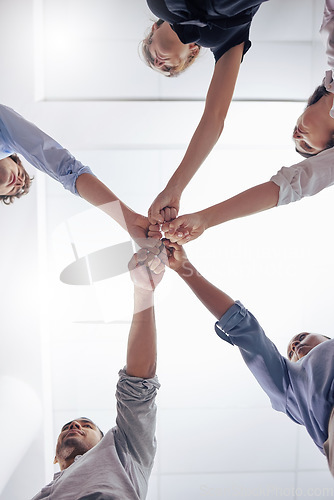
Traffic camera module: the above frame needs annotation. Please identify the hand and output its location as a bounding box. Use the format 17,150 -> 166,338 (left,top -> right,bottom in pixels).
162,212 -> 207,245
163,240 -> 190,274
148,186 -> 182,224
128,246 -> 167,291
128,213 -> 162,251
147,205 -> 177,238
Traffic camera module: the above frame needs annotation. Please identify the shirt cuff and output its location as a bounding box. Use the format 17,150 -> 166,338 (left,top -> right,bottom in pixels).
215,301 -> 246,345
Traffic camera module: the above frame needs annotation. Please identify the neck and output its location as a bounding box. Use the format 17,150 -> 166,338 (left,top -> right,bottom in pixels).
56,448 -> 80,471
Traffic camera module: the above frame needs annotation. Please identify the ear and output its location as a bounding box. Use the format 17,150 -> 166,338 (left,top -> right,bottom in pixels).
189,43 -> 200,56
53,456 -> 58,465
152,22 -> 159,32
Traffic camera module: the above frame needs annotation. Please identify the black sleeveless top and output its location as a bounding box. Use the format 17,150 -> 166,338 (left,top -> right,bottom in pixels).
146,0 -> 268,62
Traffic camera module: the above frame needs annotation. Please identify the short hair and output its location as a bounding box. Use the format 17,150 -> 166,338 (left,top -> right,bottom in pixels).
0,154 -> 33,205
80,417 -> 104,439
140,19 -> 201,77
296,85 -> 334,158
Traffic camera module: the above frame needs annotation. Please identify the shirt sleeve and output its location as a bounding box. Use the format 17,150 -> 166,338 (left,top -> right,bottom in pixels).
0,104 -> 94,195
115,368 -> 160,470
270,147 -> 334,206
320,0 -> 334,70
215,301 -> 289,412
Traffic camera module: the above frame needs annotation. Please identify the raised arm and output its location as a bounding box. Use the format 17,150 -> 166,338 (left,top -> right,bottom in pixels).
165,241 -> 290,410
158,144 -> 334,244
0,104 -> 161,243
165,241 -> 234,319
75,174 -> 161,245
157,181 -> 279,244
126,246 -> 165,379
148,43 -> 244,224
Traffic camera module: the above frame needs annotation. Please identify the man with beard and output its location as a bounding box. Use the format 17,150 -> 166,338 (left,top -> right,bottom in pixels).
31,247 -> 165,500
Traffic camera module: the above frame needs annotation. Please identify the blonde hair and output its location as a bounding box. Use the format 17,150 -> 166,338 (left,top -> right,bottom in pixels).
0,154 -> 33,205
140,19 -> 201,77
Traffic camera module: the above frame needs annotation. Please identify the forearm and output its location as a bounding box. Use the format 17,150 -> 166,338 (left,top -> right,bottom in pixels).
177,262 -> 234,319
75,173 -> 137,230
126,288 -> 157,379
202,181 -> 280,229
167,112 -> 225,193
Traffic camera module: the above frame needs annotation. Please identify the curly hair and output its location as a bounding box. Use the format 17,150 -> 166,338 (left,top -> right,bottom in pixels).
296,85 -> 334,159
0,154 -> 33,205
140,19 -> 201,77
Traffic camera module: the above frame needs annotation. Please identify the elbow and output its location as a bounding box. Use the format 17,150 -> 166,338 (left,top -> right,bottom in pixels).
203,107 -> 226,140
126,361 -> 157,380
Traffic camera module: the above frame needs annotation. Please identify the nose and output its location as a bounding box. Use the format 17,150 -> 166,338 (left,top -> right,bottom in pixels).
293,127 -> 303,139
154,57 -> 165,68
69,420 -> 81,430
291,340 -> 300,352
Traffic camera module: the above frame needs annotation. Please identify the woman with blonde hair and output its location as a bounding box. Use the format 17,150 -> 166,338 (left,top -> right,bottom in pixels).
142,0 -> 271,224
145,1 -> 334,228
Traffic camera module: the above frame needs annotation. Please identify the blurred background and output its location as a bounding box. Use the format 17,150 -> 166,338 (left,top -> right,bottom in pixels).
0,0 -> 333,498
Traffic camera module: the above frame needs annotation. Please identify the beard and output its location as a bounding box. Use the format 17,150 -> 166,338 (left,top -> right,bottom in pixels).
56,436 -> 92,462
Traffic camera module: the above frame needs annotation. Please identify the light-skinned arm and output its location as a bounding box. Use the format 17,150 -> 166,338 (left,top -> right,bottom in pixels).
165,241 -> 234,319
154,181 -> 279,244
126,247 -> 166,379
76,173 -> 161,246
148,43 -> 245,224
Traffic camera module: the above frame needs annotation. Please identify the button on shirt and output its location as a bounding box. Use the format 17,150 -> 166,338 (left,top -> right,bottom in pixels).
0,104 -> 93,195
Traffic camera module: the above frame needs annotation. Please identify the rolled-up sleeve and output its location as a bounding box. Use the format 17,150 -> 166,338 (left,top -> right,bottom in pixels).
0,104 -> 93,195
321,0 -> 334,69
215,301 -> 289,412
115,368 -> 160,470
270,148 -> 334,206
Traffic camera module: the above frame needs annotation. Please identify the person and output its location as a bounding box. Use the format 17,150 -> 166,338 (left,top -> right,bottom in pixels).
144,0 -> 270,225
293,0 -> 334,158
0,104 -> 161,245
30,246 -> 166,500
164,240 -> 334,476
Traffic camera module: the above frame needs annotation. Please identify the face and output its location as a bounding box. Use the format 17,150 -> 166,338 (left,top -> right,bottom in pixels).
0,157 -> 25,197
148,22 -> 197,72
54,418 -> 102,467
293,94 -> 334,155
287,332 -> 329,362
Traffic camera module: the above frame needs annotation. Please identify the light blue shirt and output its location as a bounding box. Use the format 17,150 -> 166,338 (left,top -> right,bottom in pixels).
0,104 -> 93,195
215,301 -> 334,454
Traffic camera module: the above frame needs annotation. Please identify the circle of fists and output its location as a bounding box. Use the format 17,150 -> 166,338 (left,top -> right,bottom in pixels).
147,187 -> 206,245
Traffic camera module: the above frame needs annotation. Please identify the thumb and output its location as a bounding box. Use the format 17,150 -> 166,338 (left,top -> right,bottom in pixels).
168,215 -> 186,236
149,203 -> 164,224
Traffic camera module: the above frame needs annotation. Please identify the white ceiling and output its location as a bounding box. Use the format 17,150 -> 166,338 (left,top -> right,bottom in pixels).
1,1 -> 334,499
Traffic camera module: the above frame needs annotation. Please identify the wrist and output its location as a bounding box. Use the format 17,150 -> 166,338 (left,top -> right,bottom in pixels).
134,286 -> 155,297
175,260 -> 195,279
133,287 -> 154,312
200,206 -> 218,230
166,176 -> 184,195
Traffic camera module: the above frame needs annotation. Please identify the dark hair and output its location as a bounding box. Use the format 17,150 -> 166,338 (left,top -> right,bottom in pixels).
0,154 -> 34,205
296,85 -> 334,158
82,417 -> 104,438
140,19 -> 201,77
